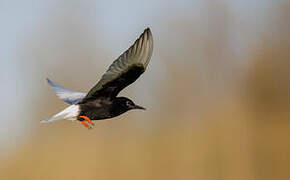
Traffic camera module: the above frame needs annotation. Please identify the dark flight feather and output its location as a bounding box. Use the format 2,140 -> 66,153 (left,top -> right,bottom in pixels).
80,28 -> 153,103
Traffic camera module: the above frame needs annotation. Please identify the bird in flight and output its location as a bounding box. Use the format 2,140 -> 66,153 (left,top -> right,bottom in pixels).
42,28 -> 153,129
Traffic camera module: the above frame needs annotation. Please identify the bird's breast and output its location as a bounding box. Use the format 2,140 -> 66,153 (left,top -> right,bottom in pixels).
79,100 -> 114,120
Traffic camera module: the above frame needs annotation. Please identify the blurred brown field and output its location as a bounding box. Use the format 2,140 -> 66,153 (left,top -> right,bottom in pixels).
1,1 -> 290,180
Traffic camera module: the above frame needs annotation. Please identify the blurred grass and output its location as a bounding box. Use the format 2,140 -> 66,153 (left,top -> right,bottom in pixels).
4,99 -> 290,180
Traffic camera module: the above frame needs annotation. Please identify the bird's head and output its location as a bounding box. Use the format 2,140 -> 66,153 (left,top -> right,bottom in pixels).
115,97 -> 146,111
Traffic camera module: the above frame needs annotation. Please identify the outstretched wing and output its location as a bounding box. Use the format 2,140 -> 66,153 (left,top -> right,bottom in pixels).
80,28 -> 153,103
47,78 -> 86,104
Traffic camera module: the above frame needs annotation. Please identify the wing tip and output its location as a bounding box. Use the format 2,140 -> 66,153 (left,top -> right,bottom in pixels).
46,78 -> 64,89
144,27 -> 151,32
143,27 -> 152,39
46,78 -> 55,87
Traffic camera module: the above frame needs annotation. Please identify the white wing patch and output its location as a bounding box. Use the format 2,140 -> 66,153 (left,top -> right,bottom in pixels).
47,78 -> 86,104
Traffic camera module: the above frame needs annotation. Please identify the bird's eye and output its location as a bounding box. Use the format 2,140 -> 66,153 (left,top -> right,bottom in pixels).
126,101 -> 133,107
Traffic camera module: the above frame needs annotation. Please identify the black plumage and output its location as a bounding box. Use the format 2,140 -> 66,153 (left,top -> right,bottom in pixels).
43,28 -> 153,128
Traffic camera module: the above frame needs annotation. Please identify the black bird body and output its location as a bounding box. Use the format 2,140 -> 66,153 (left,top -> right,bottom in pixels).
78,97 -> 144,121
42,28 -> 153,128
78,98 -> 122,120
78,98 -> 113,121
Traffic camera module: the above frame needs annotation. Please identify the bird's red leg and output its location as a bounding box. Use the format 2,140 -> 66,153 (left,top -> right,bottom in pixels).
78,116 -> 94,129
80,121 -> 90,129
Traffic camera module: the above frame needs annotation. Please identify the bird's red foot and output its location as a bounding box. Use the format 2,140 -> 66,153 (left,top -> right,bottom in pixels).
78,116 -> 94,129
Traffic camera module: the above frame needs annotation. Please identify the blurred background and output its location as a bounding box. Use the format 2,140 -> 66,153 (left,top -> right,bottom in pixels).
1,0 -> 290,179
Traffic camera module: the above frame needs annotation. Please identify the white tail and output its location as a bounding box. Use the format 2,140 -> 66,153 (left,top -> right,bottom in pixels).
41,105 -> 80,123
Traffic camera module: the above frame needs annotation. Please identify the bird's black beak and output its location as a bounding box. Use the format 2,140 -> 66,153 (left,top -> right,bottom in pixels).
134,105 -> 146,110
